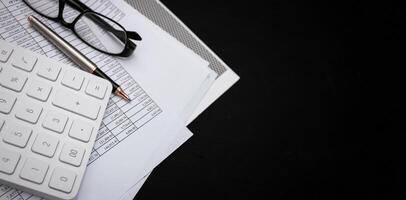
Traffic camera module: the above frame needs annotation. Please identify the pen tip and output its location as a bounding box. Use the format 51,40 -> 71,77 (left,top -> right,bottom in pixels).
116,87 -> 131,101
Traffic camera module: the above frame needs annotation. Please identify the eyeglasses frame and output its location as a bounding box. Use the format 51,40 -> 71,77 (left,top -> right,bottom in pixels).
23,0 -> 141,57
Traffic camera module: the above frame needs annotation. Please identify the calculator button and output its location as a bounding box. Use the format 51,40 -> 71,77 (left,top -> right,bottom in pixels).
31,133 -> 59,158
69,120 -> 94,143
49,167 -> 77,193
42,111 -> 68,133
26,79 -> 52,102
61,70 -> 84,90
12,54 -> 37,72
53,90 -> 100,120
15,100 -> 43,124
59,143 -> 85,167
20,158 -> 49,184
0,46 -> 13,63
86,78 -> 108,99
0,67 -> 28,92
0,147 -> 20,175
2,121 -> 32,148
0,118 -> 4,130
0,93 -> 16,114
36,62 -> 61,81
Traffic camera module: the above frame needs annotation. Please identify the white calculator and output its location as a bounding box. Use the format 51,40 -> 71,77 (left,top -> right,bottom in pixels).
0,39 -> 112,200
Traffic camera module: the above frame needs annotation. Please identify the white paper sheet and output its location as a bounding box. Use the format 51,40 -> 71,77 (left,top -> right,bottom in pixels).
120,126 -> 193,200
124,0 -> 240,123
151,0 -> 240,124
120,127 -> 192,200
119,0 -> 241,198
88,0 -> 239,198
119,71 -> 215,200
0,0 -> 215,199
77,112 -> 185,200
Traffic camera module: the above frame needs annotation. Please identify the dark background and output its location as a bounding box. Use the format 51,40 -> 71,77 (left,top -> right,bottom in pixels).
136,1 -> 404,199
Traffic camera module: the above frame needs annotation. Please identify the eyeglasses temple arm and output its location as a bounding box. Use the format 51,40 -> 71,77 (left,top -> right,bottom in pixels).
66,0 -> 90,12
127,31 -> 142,40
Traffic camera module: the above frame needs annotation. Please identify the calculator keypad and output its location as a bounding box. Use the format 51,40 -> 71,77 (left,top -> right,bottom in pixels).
0,40 -> 112,199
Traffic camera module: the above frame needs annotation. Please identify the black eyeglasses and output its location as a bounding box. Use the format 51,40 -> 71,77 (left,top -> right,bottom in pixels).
23,0 -> 142,57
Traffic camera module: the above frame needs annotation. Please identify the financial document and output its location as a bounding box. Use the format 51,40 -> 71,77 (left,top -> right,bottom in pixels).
0,0 -> 162,165
0,0 -> 215,199
0,0 -> 160,199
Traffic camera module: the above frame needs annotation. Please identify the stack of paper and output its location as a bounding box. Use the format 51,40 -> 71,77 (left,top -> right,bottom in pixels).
0,0 -> 238,199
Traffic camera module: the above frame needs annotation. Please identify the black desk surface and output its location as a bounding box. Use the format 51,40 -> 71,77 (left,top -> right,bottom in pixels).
136,1 -> 403,199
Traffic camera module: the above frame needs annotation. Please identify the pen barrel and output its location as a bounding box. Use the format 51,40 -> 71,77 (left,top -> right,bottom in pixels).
28,15 -> 126,99
28,16 -> 97,73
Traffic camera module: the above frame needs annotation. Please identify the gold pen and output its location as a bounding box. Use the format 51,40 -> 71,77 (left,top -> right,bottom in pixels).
27,15 -> 130,101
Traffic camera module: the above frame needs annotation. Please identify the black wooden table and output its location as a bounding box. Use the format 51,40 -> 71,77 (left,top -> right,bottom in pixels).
135,1 -> 403,199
